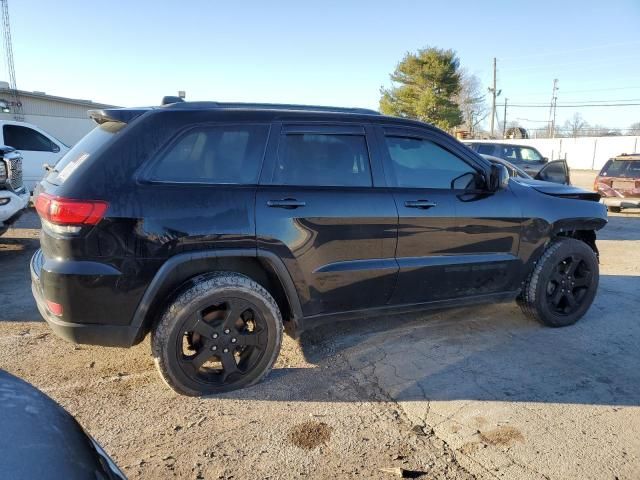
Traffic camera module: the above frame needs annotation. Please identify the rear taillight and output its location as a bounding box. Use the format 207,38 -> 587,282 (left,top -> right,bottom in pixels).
593,177 -> 598,192
35,193 -> 108,233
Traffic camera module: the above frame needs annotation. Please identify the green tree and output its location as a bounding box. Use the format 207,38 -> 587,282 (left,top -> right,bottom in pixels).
380,47 -> 463,130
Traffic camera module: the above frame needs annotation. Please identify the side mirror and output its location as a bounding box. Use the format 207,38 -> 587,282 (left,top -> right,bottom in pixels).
51,143 -> 60,153
542,156 -> 549,163
490,164 -> 510,191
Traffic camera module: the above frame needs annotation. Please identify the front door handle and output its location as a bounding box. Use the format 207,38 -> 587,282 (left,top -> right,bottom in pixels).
405,200 -> 437,209
267,198 -> 306,209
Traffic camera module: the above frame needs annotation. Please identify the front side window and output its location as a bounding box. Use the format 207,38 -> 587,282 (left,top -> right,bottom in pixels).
384,136 -> 476,189
274,134 -> 371,187
519,147 -> 543,162
149,125 -> 269,184
3,125 -> 56,152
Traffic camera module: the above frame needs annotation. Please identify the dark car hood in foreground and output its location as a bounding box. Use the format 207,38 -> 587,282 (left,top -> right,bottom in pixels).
0,370 -> 125,480
513,178 -> 601,201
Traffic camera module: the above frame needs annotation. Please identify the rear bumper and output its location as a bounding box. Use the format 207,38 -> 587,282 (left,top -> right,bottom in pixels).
30,249 -> 140,347
601,197 -> 640,208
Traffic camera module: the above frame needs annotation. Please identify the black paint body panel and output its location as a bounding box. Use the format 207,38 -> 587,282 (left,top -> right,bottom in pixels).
30,105 -> 608,346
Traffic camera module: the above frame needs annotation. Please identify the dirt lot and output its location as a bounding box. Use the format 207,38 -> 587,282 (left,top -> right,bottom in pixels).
1,171 -> 639,480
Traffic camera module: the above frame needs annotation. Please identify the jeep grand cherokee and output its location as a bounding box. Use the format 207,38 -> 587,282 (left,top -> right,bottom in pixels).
31,99 -> 607,396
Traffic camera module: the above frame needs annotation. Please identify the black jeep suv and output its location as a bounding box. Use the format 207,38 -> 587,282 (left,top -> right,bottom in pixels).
31,100 -> 607,396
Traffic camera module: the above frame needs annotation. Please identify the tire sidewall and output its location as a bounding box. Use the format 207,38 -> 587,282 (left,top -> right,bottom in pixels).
152,274 -> 282,396
533,240 -> 599,327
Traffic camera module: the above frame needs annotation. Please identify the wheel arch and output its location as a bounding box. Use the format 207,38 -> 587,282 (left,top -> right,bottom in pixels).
130,249 -> 303,344
550,217 -> 604,258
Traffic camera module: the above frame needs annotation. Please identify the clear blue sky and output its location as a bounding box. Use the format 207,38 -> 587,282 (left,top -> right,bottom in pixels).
7,0 -> 640,132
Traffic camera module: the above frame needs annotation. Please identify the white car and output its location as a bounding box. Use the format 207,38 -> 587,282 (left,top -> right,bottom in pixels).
0,120 -> 69,192
0,146 -> 29,236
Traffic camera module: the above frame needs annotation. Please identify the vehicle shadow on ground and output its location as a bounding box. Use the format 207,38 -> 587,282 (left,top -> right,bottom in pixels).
599,214 -> 640,241
0,233 -> 41,323
232,274 -> 640,407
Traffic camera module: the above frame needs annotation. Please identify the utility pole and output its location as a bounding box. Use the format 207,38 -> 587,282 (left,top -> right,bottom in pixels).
489,58 -> 497,137
548,78 -> 559,138
502,98 -> 508,138
0,0 -> 22,120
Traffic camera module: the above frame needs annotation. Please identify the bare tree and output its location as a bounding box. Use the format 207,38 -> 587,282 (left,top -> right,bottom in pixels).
629,122 -> 640,135
563,113 -> 588,138
454,70 -> 488,135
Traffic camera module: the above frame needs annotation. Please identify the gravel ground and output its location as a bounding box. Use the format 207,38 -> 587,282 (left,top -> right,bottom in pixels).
1,171 -> 638,480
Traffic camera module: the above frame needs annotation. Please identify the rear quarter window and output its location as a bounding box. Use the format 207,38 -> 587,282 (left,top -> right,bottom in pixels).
147,124 -> 269,184
48,121 -> 126,185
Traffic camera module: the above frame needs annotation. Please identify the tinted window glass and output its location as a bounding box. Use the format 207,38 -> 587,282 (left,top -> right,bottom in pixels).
151,125 -> 269,184
384,136 -> 475,189
601,160 -> 640,177
476,144 -> 495,155
48,121 -> 126,185
3,125 -> 55,152
274,134 -> 371,187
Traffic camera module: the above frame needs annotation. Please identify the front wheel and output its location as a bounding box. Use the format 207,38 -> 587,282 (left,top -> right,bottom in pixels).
151,272 -> 283,396
518,238 -> 599,327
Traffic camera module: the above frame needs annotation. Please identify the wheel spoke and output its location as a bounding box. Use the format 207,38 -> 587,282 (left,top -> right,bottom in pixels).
550,271 -> 564,284
222,300 -> 251,331
573,270 -> 592,288
565,292 -> 577,309
551,287 -> 564,306
219,350 -> 239,379
186,347 -> 213,372
191,316 -> 217,338
566,256 -> 581,276
235,330 -> 264,347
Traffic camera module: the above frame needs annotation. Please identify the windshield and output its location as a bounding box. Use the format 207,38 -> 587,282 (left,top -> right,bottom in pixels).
48,122 -> 125,184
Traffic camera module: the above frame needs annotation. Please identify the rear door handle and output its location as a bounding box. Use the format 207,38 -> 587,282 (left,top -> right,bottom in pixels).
266,198 -> 306,209
404,200 -> 437,209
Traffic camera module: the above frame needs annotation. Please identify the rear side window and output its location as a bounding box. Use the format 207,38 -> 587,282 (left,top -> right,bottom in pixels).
274,134 -> 372,187
601,160 -> 640,177
384,136 -> 475,189
476,144 -> 495,155
3,125 -> 56,152
149,125 -> 269,184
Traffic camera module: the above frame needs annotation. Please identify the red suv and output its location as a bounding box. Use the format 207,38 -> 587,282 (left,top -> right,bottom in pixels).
595,154 -> 640,212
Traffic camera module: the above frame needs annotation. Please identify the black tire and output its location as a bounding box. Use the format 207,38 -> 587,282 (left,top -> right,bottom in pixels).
518,238 -> 599,327
151,272 -> 283,396
608,206 -> 621,213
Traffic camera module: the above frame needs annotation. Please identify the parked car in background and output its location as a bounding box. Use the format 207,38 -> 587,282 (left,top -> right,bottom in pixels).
0,120 -> 69,192
31,99 -> 606,396
465,142 -> 570,184
595,153 -> 640,212
480,154 -> 571,184
0,370 -> 126,480
0,145 -> 29,236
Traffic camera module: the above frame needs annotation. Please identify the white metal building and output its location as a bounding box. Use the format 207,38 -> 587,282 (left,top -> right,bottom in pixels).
0,84 -> 116,146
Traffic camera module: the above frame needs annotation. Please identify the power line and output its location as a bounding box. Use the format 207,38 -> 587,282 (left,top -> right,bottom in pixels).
499,41 -> 640,61
498,102 -> 640,108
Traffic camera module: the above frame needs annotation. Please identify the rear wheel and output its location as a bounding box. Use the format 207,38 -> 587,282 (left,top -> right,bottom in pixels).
152,272 -> 283,396
608,206 -> 621,213
518,238 -> 599,327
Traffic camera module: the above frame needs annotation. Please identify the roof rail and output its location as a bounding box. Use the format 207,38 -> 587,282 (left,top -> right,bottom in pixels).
162,101 -> 380,115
